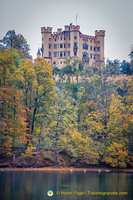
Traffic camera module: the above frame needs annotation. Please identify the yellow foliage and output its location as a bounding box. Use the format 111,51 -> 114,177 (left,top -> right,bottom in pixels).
26,143 -> 36,154
0,136 -> 12,157
49,121 -> 57,127
103,142 -> 129,168
59,128 -> 99,164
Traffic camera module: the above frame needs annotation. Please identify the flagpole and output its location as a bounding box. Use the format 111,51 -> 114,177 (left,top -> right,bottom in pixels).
76,14 -> 77,25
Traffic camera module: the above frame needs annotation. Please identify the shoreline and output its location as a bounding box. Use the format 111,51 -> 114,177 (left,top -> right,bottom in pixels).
0,167 -> 133,172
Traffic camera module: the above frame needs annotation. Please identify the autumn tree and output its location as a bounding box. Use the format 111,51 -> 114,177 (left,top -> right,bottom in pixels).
39,88 -> 77,163
103,142 -> 129,168
59,128 -> 99,165
30,57 -> 55,135
0,30 -> 32,59
0,50 -> 29,157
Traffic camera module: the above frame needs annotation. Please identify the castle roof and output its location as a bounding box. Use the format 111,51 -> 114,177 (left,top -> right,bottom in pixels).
37,48 -> 41,55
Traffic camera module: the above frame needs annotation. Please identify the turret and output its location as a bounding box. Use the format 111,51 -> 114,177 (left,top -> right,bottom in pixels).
69,25 -> 80,57
57,28 -> 62,33
95,30 -> 105,37
95,30 -> 105,61
70,25 -> 80,32
37,48 -> 41,57
41,27 -> 52,59
41,27 -> 52,34
65,25 -> 69,31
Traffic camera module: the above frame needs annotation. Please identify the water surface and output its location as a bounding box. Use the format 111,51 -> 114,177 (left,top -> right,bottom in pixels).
0,170 -> 132,200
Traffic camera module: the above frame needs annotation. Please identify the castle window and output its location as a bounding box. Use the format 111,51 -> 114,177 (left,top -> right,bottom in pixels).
90,54 -> 92,59
83,44 -> 88,50
97,54 -> 100,60
97,47 -> 100,51
60,61 -> 62,64
49,44 -> 51,49
61,37 -> 62,40
94,47 -> 96,51
74,43 -> 78,56
60,51 -> 63,57
90,46 -> 92,51
74,36 -> 77,40
68,51 -> 71,56
64,37 -> 65,40
64,44 -> 66,48
68,43 -> 71,48
60,44 -> 63,48
53,61 -> 56,65
74,42 -> 78,50
83,52 -> 88,58
54,38 -> 56,41
97,41 -> 100,44
49,38 -> 51,41
64,51 -> 66,56
74,50 -> 77,56
94,54 -> 95,59
49,52 -> 51,57
54,52 -> 57,57
69,37 -> 70,40
54,44 -> 57,49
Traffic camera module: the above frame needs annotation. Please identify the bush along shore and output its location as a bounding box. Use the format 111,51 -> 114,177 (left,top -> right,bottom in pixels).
0,149 -> 133,170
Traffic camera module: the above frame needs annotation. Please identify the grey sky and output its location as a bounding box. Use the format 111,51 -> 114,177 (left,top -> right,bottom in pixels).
0,0 -> 133,61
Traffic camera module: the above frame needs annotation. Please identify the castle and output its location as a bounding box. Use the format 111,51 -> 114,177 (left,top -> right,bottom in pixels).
38,24 -> 105,68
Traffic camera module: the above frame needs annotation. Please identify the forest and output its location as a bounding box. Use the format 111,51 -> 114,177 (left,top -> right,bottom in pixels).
0,30 -> 133,168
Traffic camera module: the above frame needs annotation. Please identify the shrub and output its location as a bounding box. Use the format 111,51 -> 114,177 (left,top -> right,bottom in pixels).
21,153 -> 34,166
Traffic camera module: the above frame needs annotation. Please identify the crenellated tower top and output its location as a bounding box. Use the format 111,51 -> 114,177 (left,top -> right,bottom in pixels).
70,25 -> 80,32
41,27 -> 52,33
95,30 -> 105,37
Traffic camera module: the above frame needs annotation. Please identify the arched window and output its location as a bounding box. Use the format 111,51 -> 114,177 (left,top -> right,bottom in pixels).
83,44 -> 88,50
83,52 -> 88,58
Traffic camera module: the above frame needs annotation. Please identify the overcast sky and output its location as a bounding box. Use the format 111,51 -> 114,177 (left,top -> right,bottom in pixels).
0,0 -> 133,61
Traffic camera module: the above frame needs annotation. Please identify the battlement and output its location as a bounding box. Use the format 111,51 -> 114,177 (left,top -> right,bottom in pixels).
41,27 -> 52,33
65,25 -> 69,31
70,25 -> 80,32
95,30 -> 105,37
57,28 -> 62,33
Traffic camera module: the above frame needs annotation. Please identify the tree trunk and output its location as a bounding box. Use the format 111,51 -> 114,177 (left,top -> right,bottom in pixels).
35,124 -> 42,167
31,98 -> 38,134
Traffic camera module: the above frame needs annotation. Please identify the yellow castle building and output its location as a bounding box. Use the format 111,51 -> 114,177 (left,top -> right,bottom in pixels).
38,24 -> 105,68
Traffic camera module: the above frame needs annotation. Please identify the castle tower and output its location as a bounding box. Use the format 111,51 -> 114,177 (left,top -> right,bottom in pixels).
95,30 -> 105,61
37,48 -> 41,57
41,27 -> 52,64
69,24 -> 80,57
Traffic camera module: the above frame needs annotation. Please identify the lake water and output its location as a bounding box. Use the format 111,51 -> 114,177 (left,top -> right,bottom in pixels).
0,170 -> 132,200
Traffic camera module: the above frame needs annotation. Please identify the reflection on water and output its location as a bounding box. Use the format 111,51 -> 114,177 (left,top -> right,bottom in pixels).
0,171 -> 132,200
